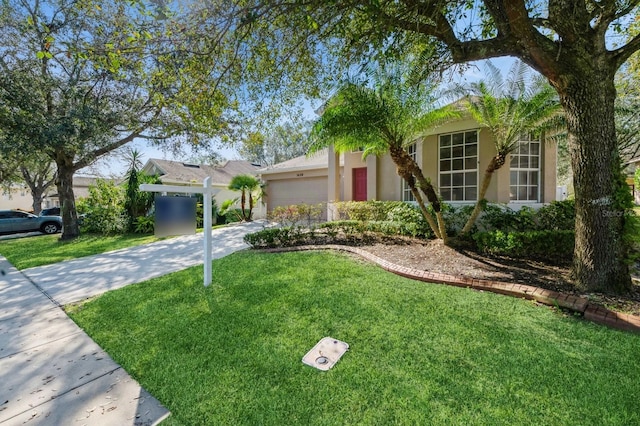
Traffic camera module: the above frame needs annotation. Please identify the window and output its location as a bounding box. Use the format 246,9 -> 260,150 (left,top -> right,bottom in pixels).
402,143 -> 417,202
439,131 -> 478,201
510,135 -> 540,202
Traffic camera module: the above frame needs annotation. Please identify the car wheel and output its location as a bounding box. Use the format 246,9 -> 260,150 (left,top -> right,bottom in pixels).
41,222 -> 61,234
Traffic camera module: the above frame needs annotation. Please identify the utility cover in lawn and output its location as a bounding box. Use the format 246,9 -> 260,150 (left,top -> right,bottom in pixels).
302,337 -> 349,371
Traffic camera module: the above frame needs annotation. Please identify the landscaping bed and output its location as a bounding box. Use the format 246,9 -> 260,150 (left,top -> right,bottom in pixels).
358,238 -> 640,316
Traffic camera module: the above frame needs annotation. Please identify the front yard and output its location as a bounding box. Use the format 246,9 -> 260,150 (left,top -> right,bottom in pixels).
67,251 -> 640,425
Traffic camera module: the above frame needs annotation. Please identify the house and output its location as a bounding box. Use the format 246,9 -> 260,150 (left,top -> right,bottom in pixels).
624,156 -> 640,204
0,175 -> 105,212
141,159 -> 265,217
259,115 -> 557,219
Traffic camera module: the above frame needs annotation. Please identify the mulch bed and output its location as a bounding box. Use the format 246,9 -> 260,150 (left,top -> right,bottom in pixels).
355,237 -> 640,316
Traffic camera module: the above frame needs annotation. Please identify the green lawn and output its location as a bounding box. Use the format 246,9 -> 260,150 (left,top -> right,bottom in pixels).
67,251 -> 640,426
0,233 -> 160,269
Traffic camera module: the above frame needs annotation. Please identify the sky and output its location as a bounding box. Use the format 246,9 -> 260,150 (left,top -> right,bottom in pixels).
80,57 -> 519,179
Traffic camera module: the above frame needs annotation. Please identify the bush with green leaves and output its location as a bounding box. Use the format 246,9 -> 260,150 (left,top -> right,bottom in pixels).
80,179 -> 126,235
195,198 -> 219,228
473,229 -> 574,260
219,199 -> 245,223
269,203 -> 324,227
385,203 -> 432,237
244,221 -> 375,249
535,200 -> 576,231
333,200 -> 404,221
441,204 -> 474,235
134,215 -> 155,234
476,204 -> 537,232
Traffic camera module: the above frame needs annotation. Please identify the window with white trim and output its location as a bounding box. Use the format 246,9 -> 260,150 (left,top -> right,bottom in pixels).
509,135 -> 540,202
439,131 -> 478,201
402,143 -> 417,202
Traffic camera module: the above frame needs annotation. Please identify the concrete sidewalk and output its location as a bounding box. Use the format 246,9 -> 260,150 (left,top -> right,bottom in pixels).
0,221 -> 266,425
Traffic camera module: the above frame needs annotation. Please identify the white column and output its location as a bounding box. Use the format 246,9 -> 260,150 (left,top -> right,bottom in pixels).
366,155 -> 377,200
327,145 -> 341,220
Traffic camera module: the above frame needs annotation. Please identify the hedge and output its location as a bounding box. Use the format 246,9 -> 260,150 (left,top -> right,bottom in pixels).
473,229 -> 575,260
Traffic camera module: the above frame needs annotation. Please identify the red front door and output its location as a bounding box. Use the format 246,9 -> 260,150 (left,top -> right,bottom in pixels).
353,168 -> 367,201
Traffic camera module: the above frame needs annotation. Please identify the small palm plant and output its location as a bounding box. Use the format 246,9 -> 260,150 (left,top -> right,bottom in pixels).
310,67 -> 458,241
228,174 -> 261,221
458,61 -> 565,235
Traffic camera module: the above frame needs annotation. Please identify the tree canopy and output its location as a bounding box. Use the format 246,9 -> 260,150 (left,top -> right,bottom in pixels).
223,0 -> 640,293
459,60 -> 564,235
310,68 -> 458,240
0,0 -> 239,238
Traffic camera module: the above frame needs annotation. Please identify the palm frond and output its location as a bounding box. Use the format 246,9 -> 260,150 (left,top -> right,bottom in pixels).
465,61 -> 565,156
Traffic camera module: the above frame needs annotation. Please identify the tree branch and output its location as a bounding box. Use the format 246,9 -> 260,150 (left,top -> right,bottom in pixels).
612,32 -> 640,69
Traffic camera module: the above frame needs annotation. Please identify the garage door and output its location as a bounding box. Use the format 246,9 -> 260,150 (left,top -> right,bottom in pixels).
267,177 -> 328,216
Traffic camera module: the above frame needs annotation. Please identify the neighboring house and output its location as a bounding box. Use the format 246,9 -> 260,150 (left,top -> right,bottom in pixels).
624,156 -> 640,204
259,115 -> 558,219
141,158 -> 265,218
0,175 -> 103,212
0,184 -> 33,211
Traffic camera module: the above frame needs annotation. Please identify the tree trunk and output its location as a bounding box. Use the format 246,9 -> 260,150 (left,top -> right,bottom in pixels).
55,157 -> 80,240
388,145 -> 444,241
558,75 -> 631,293
30,187 -> 45,215
407,175 -> 442,239
240,190 -> 247,221
460,155 -> 504,236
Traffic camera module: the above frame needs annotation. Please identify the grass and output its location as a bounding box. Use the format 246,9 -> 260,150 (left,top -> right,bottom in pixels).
67,251 -> 640,426
0,233 -> 160,269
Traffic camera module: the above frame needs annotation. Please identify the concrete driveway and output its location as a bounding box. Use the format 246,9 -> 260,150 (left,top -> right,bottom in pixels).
0,221 -> 266,425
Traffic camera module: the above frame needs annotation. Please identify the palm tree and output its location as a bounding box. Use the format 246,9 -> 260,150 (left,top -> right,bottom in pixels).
458,61 -> 565,236
123,148 -> 144,232
310,68 -> 458,241
228,174 -> 261,221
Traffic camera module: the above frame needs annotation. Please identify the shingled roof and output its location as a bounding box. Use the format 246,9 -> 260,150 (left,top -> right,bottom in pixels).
142,159 -> 261,185
258,149 -> 344,175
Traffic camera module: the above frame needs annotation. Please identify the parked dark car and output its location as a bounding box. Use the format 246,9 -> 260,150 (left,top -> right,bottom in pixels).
40,207 -> 61,216
0,210 -> 62,235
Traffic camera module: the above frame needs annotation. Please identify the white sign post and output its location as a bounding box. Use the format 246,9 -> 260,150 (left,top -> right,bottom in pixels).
140,177 -> 217,286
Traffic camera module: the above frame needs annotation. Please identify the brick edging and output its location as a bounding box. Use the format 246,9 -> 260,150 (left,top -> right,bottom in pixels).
256,245 -> 640,333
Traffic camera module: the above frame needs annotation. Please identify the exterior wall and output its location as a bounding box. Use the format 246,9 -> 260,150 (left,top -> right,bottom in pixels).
0,186 -> 34,211
422,118 -> 557,205
376,153 -> 402,201
420,135 -> 438,192
366,155 -> 377,200
342,151 -> 367,201
477,128 -> 501,202
421,122 -> 500,203
542,139 -> 557,203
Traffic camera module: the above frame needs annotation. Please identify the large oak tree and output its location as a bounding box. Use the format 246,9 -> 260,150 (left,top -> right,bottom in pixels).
230,1 -> 640,293
0,0 -> 237,239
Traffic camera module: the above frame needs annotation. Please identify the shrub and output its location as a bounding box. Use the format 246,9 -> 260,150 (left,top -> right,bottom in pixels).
441,203 -> 474,235
244,221 -> 378,249
385,203 -> 432,237
536,200 -> 576,231
224,209 -> 246,223
476,204 -> 537,232
80,179 -> 126,235
473,230 -> 574,260
196,199 -> 219,228
134,215 -> 155,234
333,200 -> 404,221
269,203 -> 324,227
